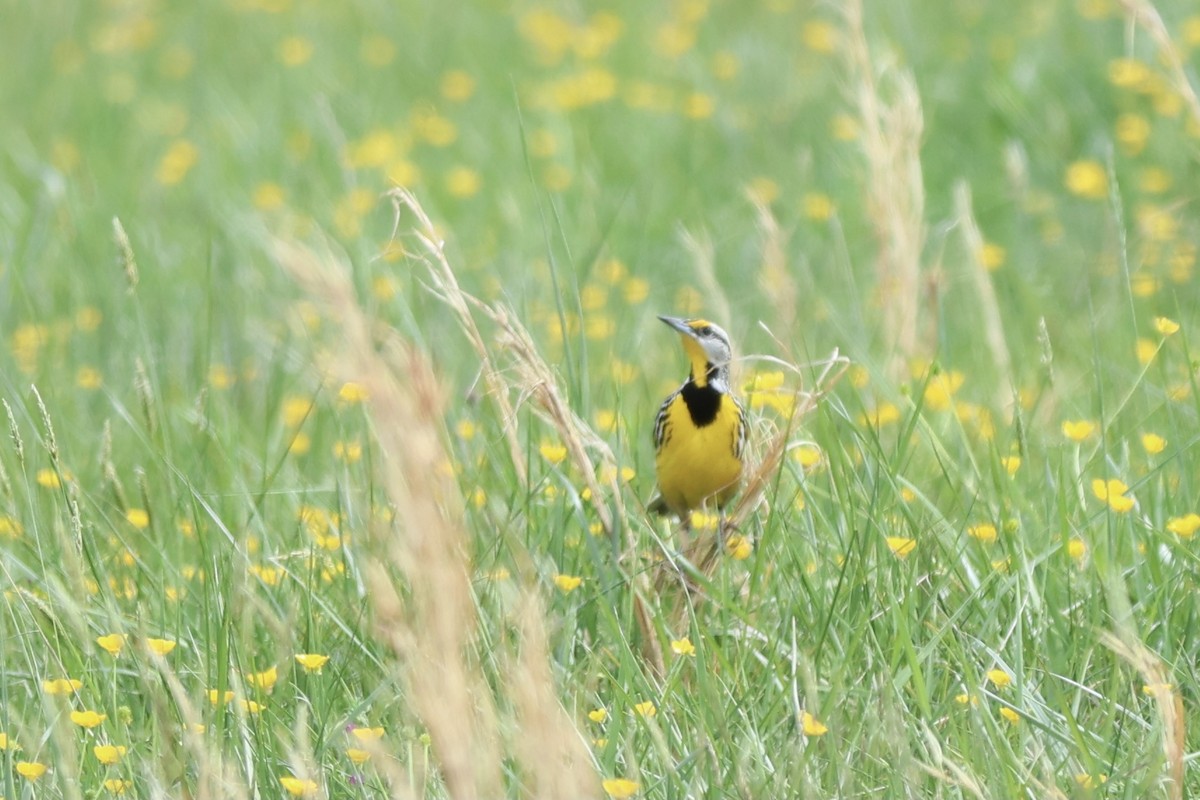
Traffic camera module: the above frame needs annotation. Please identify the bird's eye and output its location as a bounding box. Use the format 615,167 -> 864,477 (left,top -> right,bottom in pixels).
699,326 -> 712,336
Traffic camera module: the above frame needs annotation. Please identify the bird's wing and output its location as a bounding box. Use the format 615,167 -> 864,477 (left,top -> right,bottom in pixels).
653,385 -> 683,452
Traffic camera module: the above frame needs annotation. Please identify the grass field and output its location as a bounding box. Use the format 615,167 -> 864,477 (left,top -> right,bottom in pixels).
2,0 -> 1200,797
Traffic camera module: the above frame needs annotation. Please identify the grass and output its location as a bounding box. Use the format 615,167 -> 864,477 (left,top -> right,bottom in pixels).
2,0 -> 1200,797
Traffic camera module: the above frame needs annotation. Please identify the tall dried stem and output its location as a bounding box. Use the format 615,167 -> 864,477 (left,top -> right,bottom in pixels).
844,0 -> 927,379
954,182 -> 1013,411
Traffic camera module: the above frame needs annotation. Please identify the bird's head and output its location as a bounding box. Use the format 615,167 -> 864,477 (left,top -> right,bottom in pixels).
658,315 -> 733,388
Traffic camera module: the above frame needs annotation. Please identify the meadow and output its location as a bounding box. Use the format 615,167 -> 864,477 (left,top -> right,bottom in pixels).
1,0 -> 1199,797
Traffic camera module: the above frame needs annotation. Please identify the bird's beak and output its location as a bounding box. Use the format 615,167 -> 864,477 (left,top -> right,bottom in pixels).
658,315 -> 695,337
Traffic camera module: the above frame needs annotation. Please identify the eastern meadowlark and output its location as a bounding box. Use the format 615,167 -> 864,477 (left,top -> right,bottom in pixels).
650,316 -> 746,519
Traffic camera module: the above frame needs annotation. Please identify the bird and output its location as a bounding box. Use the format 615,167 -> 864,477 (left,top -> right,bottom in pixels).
650,315 -> 746,521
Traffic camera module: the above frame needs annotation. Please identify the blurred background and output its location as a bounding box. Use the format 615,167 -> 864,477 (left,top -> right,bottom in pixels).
6,0 -> 1197,405
2,1 -> 1200,796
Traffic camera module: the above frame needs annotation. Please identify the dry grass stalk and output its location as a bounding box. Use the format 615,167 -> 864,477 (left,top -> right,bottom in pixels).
413,227 -> 657,672
456,298 -> 659,678
953,182 -> 1014,411
508,594 -> 600,799
843,0 -> 927,380
281,713 -> 324,800
3,398 -> 23,464
914,723 -> 987,800
1099,630 -> 1184,799
145,650 -> 251,799
385,188 -> 528,487
749,193 -> 797,338
679,226 -> 732,331
387,188 -> 627,535
277,237 -> 601,799
112,215 -> 139,293
727,350 -> 849,531
386,189 -> 659,676
487,304 -> 625,533
1117,0 -> 1200,127
275,239 -> 503,799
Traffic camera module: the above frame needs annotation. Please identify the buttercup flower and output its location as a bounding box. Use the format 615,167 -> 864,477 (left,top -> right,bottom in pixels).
802,711 -> 828,736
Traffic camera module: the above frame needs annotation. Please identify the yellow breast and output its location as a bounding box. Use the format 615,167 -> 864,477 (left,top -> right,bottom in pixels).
654,392 -> 744,515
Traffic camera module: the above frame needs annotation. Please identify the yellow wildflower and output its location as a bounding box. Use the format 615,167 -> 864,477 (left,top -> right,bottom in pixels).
1115,113 -> 1151,154
722,534 -> 751,560
801,20 -> 838,52
445,166 -> 481,198
1108,57 -> 1150,89
93,744 -> 128,765
801,711 -> 828,736
802,192 -> 834,221
681,92 -> 716,119
923,370 -> 965,411
96,633 -> 126,656
1136,337 -> 1158,364
1141,433 -> 1166,454
1092,478 -> 1135,512
745,176 -> 779,205
792,444 -> 823,469
36,469 -> 62,489
156,139 -> 199,186
980,241 -> 1006,270
863,403 -> 901,427
0,515 -> 22,542
1166,514 -> 1200,538
253,182 -> 285,210
43,677 -> 83,695
670,637 -> 696,657
1064,160 -> 1107,200
332,440 -> 362,463
351,726 -> 385,742
539,443 -> 568,465
71,709 -> 107,728
278,37 -> 313,67
146,638 -> 176,656
279,776 -> 318,797
831,113 -> 859,141
602,778 -> 640,799
1061,420 -> 1097,441
633,700 -> 656,717
295,653 -> 330,673
1154,316 -> 1180,336
440,69 -> 476,102
553,574 -> 582,593
338,382 -> 369,403
968,524 -> 998,544
245,666 -> 278,691
77,366 -> 104,389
